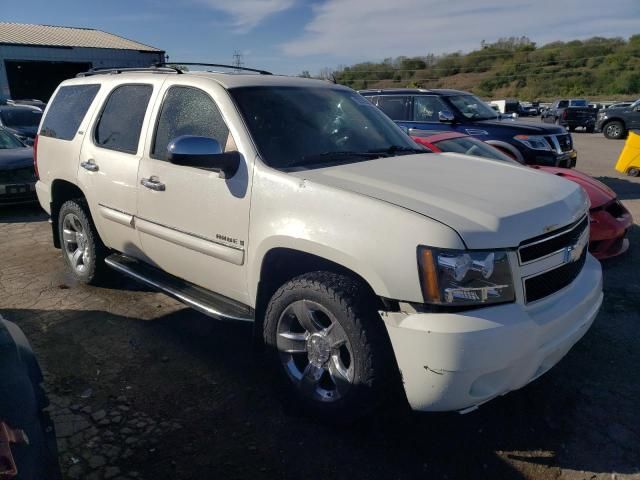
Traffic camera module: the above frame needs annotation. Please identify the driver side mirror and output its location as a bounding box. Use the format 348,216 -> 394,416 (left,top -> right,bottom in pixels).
168,135 -> 240,179
438,110 -> 455,123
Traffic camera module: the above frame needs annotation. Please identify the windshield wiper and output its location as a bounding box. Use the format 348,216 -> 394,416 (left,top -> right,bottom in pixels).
367,145 -> 428,156
302,151 -> 385,162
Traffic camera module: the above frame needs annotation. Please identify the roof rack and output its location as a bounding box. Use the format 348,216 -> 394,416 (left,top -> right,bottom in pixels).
156,62 -> 272,75
76,66 -> 182,77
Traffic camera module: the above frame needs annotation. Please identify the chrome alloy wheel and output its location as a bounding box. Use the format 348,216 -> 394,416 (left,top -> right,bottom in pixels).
606,124 -> 622,138
62,213 -> 91,274
276,300 -> 354,402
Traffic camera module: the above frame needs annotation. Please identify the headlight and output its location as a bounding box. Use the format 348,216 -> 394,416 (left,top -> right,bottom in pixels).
418,247 -> 515,306
513,135 -> 551,151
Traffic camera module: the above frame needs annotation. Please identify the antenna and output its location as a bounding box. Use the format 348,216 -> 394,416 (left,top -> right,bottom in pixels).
232,50 -> 244,72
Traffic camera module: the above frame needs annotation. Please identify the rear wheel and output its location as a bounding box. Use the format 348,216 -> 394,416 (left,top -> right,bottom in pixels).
603,121 -> 626,139
628,168 -> 640,177
585,126 -> 595,133
263,272 -> 400,420
58,200 -> 109,285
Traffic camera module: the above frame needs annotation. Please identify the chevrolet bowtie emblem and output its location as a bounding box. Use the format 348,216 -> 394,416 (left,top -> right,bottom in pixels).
565,230 -> 588,264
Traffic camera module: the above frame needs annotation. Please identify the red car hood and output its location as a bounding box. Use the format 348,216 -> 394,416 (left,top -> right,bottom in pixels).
533,166 -> 615,209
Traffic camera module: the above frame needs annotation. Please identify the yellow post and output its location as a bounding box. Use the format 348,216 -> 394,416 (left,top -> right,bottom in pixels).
615,130 -> 640,177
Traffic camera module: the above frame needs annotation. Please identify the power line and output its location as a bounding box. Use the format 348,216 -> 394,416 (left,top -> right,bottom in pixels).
232,50 -> 244,71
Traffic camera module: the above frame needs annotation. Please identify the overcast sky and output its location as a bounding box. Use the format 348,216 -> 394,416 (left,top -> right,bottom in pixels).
3,0 -> 640,74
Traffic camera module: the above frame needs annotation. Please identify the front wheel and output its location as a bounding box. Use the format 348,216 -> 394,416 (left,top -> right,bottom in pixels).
263,272 -> 400,420
58,200 -> 109,285
628,168 -> 640,177
603,121 -> 626,140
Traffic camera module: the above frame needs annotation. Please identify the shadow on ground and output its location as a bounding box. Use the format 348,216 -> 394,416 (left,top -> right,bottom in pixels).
596,176 -> 640,201
2,301 -> 638,480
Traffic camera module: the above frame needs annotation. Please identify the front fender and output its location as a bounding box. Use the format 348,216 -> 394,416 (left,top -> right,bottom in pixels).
246,166 -> 465,306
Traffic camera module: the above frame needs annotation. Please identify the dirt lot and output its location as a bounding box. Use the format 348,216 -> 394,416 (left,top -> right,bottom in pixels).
1,131 -> 639,480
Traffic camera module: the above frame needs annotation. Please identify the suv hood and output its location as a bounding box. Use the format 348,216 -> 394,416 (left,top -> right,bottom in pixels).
289,153 -> 588,249
475,118 -> 566,135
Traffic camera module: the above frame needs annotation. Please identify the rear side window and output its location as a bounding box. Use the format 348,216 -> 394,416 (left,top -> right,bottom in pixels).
152,86 -> 230,160
40,84 -> 100,140
375,96 -> 409,121
95,84 -> 153,154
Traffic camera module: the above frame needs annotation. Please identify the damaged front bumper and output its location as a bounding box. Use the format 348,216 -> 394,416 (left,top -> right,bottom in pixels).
381,254 -> 603,412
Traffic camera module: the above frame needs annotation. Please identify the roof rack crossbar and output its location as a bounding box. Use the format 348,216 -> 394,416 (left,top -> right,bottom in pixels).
156,62 -> 272,75
76,66 -> 182,77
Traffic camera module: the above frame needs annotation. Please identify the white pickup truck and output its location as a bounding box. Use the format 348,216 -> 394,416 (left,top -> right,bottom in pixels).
34,65 -> 602,419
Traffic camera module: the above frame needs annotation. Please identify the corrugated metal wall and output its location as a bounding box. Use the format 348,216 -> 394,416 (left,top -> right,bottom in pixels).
0,45 -> 164,100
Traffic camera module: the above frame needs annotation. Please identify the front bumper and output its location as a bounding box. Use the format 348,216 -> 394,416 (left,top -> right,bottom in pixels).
521,148 -> 577,168
382,254 -> 602,412
589,204 -> 633,260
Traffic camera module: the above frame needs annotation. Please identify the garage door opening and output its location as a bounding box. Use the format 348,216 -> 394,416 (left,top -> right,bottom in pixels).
5,60 -> 92,102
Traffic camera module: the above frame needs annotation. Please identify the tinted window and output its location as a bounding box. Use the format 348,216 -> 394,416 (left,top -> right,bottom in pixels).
40,84 -> 100,140
413,96 -> 448,121
0,109 -> 42,127
376,96 -> 409,120
558,100 -> 569,108
95,84 -> 152,154
152,86 -> 229,160
231,86 -> 423,170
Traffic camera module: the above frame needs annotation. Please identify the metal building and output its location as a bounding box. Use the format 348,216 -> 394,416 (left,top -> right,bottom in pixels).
0,22 -> 164,101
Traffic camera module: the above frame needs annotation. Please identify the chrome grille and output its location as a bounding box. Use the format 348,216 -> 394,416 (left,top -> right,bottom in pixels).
518,216 -> 589,264
544,134 -> 573,153
524,248 -> 587,303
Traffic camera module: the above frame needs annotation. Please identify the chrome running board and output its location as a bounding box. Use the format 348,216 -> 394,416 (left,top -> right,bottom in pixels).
105,253 -> 254,322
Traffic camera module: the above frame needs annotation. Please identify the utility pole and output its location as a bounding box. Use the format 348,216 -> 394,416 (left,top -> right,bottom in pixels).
232,51 -> 244,71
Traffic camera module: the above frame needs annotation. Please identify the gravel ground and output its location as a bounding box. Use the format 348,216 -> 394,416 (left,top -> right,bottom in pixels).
0,130 -> 638,480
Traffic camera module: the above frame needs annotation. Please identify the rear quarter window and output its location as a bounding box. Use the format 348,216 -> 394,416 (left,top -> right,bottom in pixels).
40,84 -> 100,141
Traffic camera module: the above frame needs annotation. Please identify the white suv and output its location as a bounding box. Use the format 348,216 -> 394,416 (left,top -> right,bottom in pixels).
34,65 -> 603,418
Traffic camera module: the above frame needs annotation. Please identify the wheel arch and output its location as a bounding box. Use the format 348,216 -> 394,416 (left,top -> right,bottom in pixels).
602,117 -> 626,129
484,140 -> 525,163
252,245 -> 390,344
49,180 -> 87,248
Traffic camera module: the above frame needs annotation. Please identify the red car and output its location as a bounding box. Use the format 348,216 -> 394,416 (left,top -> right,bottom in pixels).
411,130 -> 633,260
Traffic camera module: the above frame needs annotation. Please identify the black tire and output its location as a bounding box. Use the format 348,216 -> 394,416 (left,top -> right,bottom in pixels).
57,200 -> 109,285
568,125 -> 576,132
263,272 -> 401,420
628,168 -> 640,177
603,121 -> 626,140
585,126 -> 595,133
0,318 -> 62,480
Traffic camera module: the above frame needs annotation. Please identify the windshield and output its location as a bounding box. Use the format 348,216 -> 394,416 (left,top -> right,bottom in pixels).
0,129 -> 25,149
0,108 -> 42,127
230,86 -> 425,170
435,136 -> 520,165
447,95 -> 498,120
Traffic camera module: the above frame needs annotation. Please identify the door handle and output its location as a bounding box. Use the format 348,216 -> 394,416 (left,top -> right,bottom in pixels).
140,176 -> 166,191
80,160 -> 99,172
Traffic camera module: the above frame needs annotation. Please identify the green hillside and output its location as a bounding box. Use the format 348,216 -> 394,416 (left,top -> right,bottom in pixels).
325,36 -> 640,100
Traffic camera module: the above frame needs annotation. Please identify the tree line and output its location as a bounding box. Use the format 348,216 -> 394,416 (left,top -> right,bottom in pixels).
305,36 -> 640,100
